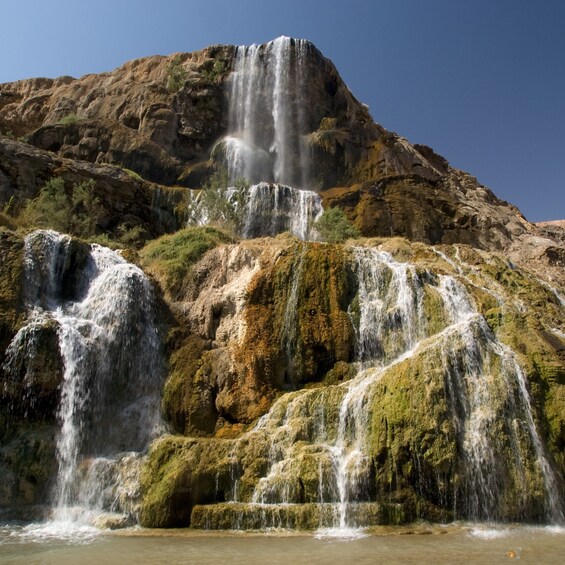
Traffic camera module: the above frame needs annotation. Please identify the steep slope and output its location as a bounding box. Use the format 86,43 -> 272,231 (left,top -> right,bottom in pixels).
139,235 -> 565,527
1,37 -> 562,273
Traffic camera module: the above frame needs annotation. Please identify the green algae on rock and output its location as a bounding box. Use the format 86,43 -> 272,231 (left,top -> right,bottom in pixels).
137,237 -> 565,528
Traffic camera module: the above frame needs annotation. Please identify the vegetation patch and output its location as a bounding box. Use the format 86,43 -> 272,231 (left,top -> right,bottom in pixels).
166,55 -> 187,92
57,113 -> 80,125
16,177 -> 103,238
140,226 -> 233,297
314,207 -> 360,243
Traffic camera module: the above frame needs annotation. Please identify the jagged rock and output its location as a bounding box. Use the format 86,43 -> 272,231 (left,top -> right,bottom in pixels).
0,230 -> 24,355
0,136 -> 182,239
0,425 -> 58,514
1,38 -> 562,281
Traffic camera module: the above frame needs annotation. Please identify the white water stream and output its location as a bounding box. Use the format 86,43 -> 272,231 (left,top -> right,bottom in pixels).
3,230 -> 165,528
224,36 -> 311,187
191,36 -> 321,241
223,246 -> 565,531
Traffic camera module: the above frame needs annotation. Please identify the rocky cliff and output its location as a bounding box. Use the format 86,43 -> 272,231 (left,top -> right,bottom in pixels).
0,37 -> 564,530
1,38 -> 562,281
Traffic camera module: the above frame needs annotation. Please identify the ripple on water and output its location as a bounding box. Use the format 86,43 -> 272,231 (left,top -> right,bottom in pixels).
7,521 -> 103,545
314,527 -> 368,540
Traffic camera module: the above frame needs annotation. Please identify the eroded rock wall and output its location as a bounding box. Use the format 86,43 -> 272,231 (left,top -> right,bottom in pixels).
139,236 -> 565,528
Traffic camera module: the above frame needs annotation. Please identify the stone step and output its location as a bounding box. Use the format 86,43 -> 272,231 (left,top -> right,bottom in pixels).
190,501 -> 407,530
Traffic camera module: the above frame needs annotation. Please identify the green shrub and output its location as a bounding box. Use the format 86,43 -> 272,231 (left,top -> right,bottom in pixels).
57,113 -> 79,125
0,211 -> 18,231
166,55 -> 187,92
18,177 -> 103,238
140,226 -> 233,296
117,224 -> 146,246
313,207 -> 360,243
202,58 -> 227,82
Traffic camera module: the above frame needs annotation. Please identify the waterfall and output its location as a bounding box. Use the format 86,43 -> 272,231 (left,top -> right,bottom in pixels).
241,183 -> 322,240
223,36 -> 311,187
435,274 -> 564,522
228,247 -> 432,530
351,247 -> 426,365
187,182 -> 322,241
202,37 -> 318,238
280,246 -> 306,385
4,230 -> 165,526
204,245 -> 564,531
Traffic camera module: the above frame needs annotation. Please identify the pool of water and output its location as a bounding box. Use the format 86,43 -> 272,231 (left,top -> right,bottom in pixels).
1,523 -> 564,564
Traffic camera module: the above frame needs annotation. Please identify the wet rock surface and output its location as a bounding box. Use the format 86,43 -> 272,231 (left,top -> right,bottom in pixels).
0,37 -> 564,531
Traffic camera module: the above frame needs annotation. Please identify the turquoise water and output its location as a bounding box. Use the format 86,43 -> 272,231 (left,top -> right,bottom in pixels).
1,523 -> 564,564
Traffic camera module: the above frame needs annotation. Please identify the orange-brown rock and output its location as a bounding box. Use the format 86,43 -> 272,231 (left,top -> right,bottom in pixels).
0,38 -> 563,281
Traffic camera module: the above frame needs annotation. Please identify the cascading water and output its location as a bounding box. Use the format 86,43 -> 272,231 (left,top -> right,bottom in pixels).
222,36 -> 311,187
187,182 -> 322,241
196,245 -> 564,531
240,183 -> 322,240
3,230 -> 165,527
196,37 -> 320,240
437,275 -> 564,522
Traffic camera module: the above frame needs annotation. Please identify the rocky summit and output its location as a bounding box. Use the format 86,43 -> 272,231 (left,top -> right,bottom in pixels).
0,37 -> 563,531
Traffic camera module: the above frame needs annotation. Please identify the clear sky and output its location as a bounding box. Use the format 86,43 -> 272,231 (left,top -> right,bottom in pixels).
1,0 -> 564,222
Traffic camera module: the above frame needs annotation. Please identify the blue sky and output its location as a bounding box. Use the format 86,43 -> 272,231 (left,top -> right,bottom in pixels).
1,0 -> 564,222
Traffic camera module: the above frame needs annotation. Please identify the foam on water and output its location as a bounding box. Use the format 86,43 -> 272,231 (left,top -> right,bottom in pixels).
314,527 -> 368,540
468,527 -> 510,540
9,521 -> 102,544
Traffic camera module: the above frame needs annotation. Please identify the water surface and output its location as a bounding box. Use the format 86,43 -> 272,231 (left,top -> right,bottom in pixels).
1,523 -> 563,564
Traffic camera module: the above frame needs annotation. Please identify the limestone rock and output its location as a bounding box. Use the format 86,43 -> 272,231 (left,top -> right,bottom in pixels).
138,237 -> 565,528
0,136 -> 182,239
149,236 -> 357,433
1,38 -> 561,278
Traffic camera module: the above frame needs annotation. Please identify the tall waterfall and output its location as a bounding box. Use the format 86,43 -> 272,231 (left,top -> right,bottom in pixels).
199,37 -> 319,239
187,182 -> 322,241
197,246 -> 564,530
222,36 -> 311,187
3,230 -> 165,526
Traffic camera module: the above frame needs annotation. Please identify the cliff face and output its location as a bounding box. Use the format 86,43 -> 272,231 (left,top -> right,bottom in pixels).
1,38 -> 562,275
0,38 -> 564,529
139,233 -> 565,527
2,228 -> 562,526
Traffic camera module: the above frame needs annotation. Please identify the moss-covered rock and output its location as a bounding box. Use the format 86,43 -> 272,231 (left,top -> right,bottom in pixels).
139,237 -> 565,528
0,230 -> 24,357
140,226 -> 233,299
232,242 -> 356,400
139,435 -> 233,528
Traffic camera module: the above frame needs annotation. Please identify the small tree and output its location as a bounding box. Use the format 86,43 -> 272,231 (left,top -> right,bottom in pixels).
19,177 -> 71,232
19,177 -> 103,237
69,179 -> 104,236
313,207 -> 359,243
166,55 -> 187,92
185,168 -> 249,235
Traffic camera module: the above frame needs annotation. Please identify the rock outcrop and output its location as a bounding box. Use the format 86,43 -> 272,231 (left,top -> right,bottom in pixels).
1,38 -> 562,279
0,37 -> 563,530
138,235 -> 565,528
0,136 -> 182,240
